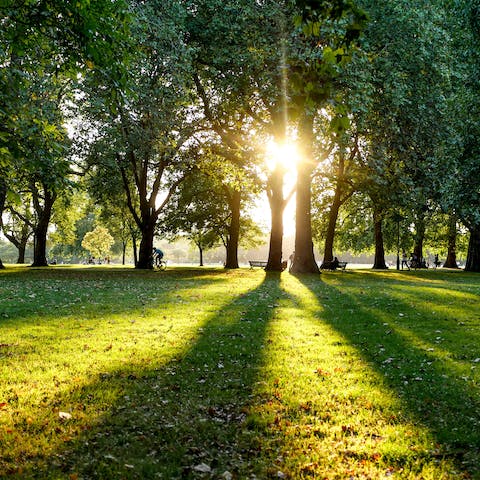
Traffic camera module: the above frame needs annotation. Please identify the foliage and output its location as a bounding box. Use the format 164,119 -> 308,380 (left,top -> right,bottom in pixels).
81,226 -> 114,259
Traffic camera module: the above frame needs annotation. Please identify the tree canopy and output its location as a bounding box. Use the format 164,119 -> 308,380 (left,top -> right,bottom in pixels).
1,0 -> 479,271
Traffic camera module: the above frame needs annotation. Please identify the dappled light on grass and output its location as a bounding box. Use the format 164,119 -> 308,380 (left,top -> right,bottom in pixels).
1,267 -> 480,478
247,275 -> 458,478
299,271 -> 480,477
0,267 -> 265,477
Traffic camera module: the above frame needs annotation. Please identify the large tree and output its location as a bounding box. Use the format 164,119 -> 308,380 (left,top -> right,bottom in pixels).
0,0 -> 130,267
288,0 -> 367,273
441,0 -> 480,272
79,0 -> 199,269
333,0 -> 453,269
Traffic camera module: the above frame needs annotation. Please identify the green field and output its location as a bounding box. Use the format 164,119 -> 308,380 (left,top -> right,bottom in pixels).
1,266 -> 479,479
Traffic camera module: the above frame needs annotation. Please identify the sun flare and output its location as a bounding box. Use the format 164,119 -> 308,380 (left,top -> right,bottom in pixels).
265,139 -> 300,172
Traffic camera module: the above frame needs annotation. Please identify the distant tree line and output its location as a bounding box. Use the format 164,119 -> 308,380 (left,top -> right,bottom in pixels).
1,0 -> 479,272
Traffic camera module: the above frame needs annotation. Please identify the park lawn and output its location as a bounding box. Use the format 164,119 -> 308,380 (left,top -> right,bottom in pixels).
0,266 -> 479,479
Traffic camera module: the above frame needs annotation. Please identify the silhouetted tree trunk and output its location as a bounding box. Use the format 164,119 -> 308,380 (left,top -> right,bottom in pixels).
0,178 -> 6,269
137,218 -> 157,269
224,189 -> 240,269
266,115 -> 290,272
373,206 -> 388,269
322,190 -> 342,266
413,212 -> 426,263
443,213 -> 459,268
198,244 -> 204,266
31,185 -> 55,267
290,112 -> 320,274
266,165 -> 287,271
465,225 -> 480,272
321,145 -> 356,267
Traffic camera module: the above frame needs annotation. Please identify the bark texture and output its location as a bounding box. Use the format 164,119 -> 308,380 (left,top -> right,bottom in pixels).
266,166 -> 286,271
31,186 -> 55,267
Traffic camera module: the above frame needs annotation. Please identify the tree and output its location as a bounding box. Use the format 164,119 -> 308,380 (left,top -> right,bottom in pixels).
81,226 -> 114,261
332,0 -> 453,269
159,170 -> 261,266
79,0 -> 197,269
2,201 -> 34,264
440,0 -> 480,272
0,0 -> 131,267
289,0 -> 367,273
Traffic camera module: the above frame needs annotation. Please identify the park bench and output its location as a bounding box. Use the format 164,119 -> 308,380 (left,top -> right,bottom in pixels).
249,260 -> 268,269
249,260 -> 288,270
320,260 -> 348,271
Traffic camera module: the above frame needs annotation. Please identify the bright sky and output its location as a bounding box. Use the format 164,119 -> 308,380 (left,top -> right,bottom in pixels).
252,139 -> 299,236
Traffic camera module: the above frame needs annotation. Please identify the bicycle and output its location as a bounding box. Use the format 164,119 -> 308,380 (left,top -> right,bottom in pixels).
151,253 -> 167,271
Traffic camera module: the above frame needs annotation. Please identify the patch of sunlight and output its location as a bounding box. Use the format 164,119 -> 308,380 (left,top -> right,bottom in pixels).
371,270 -> 452,285
0,270 -> 264,472
390,286 -> 480,322
245,275 -> 459,478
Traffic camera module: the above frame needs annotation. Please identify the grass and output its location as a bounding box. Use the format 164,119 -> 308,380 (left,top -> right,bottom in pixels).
0,265 -> 480,479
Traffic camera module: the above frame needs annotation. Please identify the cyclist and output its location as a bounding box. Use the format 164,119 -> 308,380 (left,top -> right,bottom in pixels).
152,247 -> 164,267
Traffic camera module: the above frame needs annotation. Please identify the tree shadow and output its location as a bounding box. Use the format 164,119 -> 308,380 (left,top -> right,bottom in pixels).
294,273 -> 480,477
7,271 -> 284,479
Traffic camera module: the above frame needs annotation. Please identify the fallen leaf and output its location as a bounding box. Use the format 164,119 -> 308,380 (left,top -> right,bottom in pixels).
193,463 -> 212,473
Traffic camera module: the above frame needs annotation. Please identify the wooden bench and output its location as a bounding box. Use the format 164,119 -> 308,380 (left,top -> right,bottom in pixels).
249,260 -> 267,269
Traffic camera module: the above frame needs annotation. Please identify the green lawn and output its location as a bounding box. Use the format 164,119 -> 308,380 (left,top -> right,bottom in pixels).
1,266 -> 479,479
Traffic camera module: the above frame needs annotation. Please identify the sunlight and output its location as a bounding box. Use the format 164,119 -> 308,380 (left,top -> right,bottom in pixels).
265,139 -> 300,173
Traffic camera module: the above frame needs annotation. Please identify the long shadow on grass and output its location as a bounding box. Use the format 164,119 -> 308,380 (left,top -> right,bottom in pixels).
296,273 -> 480,478
14,272 -> 283,479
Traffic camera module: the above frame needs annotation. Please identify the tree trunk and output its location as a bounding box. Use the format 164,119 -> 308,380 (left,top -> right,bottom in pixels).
129,227 -> 138,266
17,224 -> 30,263
465,225 -> 480,272
290,112 -> 319,274
17,242 -> 26,264
413,212 -> 425,263
0,178 -> 6,269
32,216 -> 50,266
224,189 -> 241,269
199,245 -> 204,266
322,186 -> 342,266
321,151 -> 348,266
136,218 -> 156,269
266,165 -> 286,271
443,213 -> 459,268
3,224 -> 30,264
372,206 -> 388,269
31,188 -> 55,267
